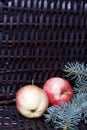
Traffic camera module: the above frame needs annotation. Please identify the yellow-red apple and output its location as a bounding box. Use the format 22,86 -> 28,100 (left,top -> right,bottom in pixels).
16,84 -> 49,118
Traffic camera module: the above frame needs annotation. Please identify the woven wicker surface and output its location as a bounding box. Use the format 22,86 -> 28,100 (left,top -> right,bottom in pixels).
0,105 -> 55,130
0,0 -> 87,130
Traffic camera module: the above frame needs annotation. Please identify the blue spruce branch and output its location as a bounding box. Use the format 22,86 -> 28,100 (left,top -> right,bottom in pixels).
44,61 -> 87,130
44,93 -> 87,130
64,61 -> 87,79
64,61 -> 87,93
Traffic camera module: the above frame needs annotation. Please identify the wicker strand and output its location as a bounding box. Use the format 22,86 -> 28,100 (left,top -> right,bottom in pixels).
0,98 -> 16,105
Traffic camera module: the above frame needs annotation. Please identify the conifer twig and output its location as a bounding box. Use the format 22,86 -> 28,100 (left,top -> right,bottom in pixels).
44,61 -> 87,130
64,62 -> 87,79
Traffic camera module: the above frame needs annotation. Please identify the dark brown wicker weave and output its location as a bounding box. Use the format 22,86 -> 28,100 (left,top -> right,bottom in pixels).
0,0 -> 87,130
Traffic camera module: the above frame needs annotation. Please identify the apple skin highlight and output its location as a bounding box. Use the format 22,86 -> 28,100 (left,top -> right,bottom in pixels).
16,85 -> 49,118
43,77 -> 73,106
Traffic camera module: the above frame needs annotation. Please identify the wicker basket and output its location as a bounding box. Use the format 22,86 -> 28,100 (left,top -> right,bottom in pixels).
0,0 -> 87,129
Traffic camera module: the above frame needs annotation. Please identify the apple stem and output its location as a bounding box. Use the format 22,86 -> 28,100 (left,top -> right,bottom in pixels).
32,79 -> 34,85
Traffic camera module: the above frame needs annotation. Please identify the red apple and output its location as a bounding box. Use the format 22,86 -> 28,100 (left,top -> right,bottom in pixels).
16,84 -> 49,118
43,77 -> 73,106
